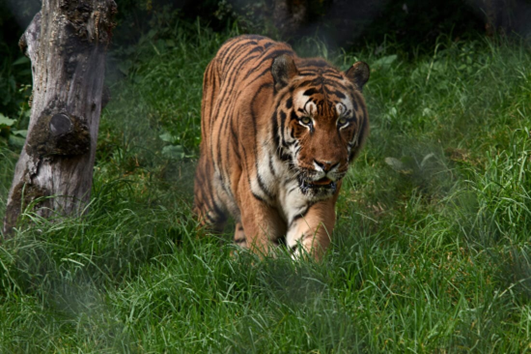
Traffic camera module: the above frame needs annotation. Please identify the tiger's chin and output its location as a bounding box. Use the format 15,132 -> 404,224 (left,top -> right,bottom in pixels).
298,175 -> 338,200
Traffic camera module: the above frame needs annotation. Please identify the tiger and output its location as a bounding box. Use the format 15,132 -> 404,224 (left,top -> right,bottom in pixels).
194,35 -> 370,260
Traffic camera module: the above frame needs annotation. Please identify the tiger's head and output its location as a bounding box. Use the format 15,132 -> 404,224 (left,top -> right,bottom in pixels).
272,55 -> 370,201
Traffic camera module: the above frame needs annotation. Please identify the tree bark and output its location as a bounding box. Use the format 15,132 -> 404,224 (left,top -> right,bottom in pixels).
2,0 -> 117,236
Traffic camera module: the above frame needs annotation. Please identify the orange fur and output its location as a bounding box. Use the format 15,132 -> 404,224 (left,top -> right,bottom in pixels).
194,35 -> 370,260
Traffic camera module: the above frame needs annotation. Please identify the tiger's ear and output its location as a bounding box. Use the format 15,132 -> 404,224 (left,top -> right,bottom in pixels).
345,61 -> 370,91
272,55 -> 298,92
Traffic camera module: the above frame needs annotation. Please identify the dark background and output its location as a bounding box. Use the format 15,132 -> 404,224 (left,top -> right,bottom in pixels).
1,0 -> 530,121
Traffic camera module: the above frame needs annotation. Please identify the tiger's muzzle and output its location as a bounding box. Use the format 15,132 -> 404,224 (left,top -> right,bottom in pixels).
297,166 -> 346,199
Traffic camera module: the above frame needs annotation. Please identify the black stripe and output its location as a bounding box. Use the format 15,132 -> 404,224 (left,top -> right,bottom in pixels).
286,97 -> 292,109
217,49 -> 265,112
255,172 -> 274,200
230,121 -> 242,162
350,92 -> 359,111
272,111 -> 292,162
219,37 -> 254,66
212,199 -> 225,219
252,191 -> 266,202
272,111 -> 280,150
324,73 -> 343,80
289,110 -> 298,121
279,107 -> 289,148
286,139 -> 296,147
251,84 -> 275,202
288,204 -> 313,227
311,77 -> 325,86
247,46 -> 264,57
245,65 -> 270,82
296,79 -> 319,88
222,52 -> 262,96
286,183 -> 298,192
263,49 -> 296,61
279,150 -> 292,163
222,45 -> 263,86
216,114 -> 227,184
333,90 -> 346,99
268,154 -> 277,178
303,88 -> 319,96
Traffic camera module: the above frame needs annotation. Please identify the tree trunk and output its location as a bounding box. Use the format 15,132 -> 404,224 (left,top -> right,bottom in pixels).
2,0 -> 116,236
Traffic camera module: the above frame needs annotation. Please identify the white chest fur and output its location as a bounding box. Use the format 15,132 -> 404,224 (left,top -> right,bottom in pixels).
250,138 -> 311,226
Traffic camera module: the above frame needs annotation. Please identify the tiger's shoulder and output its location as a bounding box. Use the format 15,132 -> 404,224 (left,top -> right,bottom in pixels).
212,35 -> 295,82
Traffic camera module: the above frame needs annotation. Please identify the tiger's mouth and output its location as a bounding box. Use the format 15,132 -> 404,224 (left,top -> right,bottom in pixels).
310,177 -> 334,186
298,175 -> 337,194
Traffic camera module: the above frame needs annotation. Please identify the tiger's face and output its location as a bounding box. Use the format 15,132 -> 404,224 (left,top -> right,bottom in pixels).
290,86 -> 361,199
272,56 -> 369,201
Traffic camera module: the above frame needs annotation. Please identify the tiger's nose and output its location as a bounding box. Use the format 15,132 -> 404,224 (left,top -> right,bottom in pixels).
314,160 -> 339,172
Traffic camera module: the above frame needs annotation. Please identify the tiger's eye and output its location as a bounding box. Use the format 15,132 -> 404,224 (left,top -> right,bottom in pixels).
300,116 -> 312,125
338,117 -> 348,126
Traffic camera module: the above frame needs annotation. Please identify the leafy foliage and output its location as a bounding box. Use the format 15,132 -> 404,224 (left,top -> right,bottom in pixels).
0,1 -> 34,148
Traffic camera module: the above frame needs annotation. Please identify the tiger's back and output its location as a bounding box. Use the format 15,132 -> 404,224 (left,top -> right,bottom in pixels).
194,35 -> 370,259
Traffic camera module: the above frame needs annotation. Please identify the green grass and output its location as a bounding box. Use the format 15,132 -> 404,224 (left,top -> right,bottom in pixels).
1,23 -> 531,352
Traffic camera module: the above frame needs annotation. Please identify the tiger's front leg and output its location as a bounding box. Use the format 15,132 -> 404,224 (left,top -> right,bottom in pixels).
236,177 -> 286,256
285,197 -> 338,260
